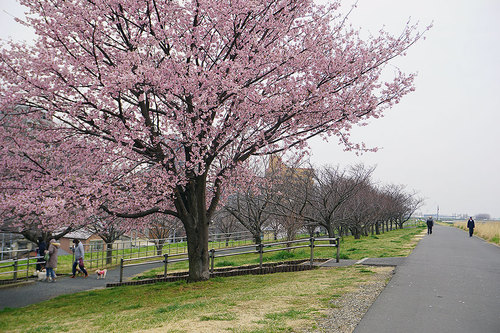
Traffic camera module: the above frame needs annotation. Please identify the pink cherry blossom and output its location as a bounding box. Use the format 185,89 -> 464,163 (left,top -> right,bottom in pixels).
0,0 -> 427,281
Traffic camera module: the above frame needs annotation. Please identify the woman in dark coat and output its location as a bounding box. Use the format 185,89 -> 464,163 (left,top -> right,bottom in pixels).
36,237 -> 46,271
45,239 -> 60,282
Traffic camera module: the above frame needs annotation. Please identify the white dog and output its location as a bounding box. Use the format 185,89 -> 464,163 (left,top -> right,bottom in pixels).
95,269 -> 107,279
35,269 -> 47,281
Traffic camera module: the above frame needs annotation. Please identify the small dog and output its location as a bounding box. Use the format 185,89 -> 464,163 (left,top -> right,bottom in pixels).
95,269 -> 107,279
35,269 -> 47,281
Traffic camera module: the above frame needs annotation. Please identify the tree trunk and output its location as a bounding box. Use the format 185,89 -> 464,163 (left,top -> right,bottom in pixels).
375,221 -> 380,235
156,240 -> 165,255
106,243 -> 113,265
253,233 -> 262,245
184,222 -> 210,281
175,175 -> 211,282
397,217 -> 404,229
351,227 -> 361,239
326,223 -> 336,244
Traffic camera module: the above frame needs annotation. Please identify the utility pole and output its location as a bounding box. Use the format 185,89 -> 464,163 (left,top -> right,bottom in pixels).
437,206 -> 440,221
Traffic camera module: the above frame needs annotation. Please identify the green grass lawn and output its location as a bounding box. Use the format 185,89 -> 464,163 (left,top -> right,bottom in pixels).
1,226 -> 423,281
0,226 -> 425,332
0,265 -> 394,333
136,227 -> 424,279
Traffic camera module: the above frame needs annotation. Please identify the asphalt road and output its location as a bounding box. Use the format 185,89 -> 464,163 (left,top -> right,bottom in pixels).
354,224 -> 500,333
0,261 -> 164,310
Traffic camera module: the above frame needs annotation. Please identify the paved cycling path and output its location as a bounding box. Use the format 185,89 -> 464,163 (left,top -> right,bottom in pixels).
0,261 -> 164,310
354,224 -> 500,333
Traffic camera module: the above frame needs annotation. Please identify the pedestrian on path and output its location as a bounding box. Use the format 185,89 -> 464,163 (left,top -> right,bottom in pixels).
71,239 -> 88,278
36,237 -> 46,271
45,239 -> 60,282
426,216 -> 434,234
467,217 -> 475,237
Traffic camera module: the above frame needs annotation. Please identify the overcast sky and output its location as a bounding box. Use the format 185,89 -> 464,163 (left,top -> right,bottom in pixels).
1,0 -> 499,218
309,0 -> 500,218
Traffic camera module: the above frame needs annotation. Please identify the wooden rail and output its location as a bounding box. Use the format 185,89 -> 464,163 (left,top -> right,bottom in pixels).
118,237 -> 340,283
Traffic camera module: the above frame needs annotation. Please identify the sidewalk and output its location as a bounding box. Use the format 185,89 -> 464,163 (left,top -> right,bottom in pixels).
354,224 -> 500,333
0,261 -> 164,310
1,254 -> 410,310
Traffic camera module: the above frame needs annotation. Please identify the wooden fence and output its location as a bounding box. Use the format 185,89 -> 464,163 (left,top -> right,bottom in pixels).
116,237 -> 340,283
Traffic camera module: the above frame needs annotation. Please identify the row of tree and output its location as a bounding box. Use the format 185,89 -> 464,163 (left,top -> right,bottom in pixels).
215,158 -> 422,244
2,152 -> 421,264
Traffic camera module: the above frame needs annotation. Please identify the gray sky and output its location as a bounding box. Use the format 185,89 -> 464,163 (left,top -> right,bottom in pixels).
1,0 -> 500,218
310,0 -> 500,218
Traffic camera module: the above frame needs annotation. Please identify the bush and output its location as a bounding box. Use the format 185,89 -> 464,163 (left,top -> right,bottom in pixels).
268,251 -> 297,261
215,260 -> 236,267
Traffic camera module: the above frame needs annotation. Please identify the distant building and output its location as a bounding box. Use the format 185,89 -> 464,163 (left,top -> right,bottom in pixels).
266,155 -> 314,183
59,229 -> 102,254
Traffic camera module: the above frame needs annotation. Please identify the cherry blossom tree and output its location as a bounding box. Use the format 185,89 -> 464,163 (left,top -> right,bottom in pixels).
146,214 -> 182,255
0,109 -> 107,238
267,156 -> 315,242
380,184 -> 423,229
87,215 -> 128,264
0,0 -> 426,281
341,181 -> 378,239
210,209 -> 245,246
224,192 -> 271,244
305,164 -> 374,241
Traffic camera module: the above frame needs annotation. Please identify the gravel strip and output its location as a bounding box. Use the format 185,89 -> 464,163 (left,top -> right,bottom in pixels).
307,266 -> 394,333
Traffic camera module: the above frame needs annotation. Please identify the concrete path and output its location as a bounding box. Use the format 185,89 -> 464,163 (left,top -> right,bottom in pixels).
354,224 -> 500,333
0,261 -> 164,310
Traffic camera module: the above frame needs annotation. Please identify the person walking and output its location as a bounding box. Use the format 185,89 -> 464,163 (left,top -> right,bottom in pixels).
467,217 -> 475,237
426,216 -> 434,234
71,239 -> 88,278
36,237 -> 47,271
45,239 -> 60,282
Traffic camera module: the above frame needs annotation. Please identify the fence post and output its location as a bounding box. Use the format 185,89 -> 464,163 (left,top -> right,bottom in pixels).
310,237 -> 315,267
89,243 -> 92,270
26,254 -> 30,279
13,259 -> 18,281
119,258 -> 124,283
258,243 -> 264,269
163,253 -> 168,277
336,237 -> 340,263
209,249 -> 215,274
